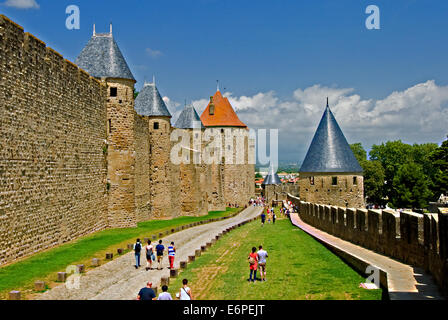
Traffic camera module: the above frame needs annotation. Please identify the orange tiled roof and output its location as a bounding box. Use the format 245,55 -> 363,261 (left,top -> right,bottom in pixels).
200,90 -> 247,128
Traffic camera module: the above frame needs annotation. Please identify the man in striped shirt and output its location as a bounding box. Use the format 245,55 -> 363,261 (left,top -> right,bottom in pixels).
168,242 -> 176,270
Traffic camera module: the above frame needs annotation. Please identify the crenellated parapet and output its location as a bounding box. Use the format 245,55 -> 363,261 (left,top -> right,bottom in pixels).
287,194 -> 448,295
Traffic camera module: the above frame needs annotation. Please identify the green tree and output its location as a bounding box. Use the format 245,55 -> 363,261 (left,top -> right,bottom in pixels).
369,140 -> 413,203
350,143 -> 385,205
392,162 -> 432,209
429,137 -> 448,199
363,160 -> 386,205
255,172 -> 263,179
350,143 -> 367,163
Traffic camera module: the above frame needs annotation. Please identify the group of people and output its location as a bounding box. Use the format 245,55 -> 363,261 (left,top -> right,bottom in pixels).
250,196 -> 265,207
247,245 -> 269,282
137,278 -> 193,300
133,238 -> 177,271
260,207 -> 276,226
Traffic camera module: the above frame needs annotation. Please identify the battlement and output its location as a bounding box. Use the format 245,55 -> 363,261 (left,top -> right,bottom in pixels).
287,194 -> 448,295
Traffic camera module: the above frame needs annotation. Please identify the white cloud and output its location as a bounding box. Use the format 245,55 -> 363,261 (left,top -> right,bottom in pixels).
169,80 -> 448,162
3,0 -> 39,9
145,48 -> 163,58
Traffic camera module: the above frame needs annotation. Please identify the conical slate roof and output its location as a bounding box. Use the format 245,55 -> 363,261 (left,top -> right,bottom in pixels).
200,90 -> 247,128
75,32 -> 135,80
134,82 -> 172,117
175,104 -> 204,129
262,166 -> 282,185
300,101 -> 363,173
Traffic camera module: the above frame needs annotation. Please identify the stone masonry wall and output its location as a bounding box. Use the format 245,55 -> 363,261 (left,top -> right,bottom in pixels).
134,114 -> 150,222
0,15 -> 108,265
299,173 -> 364,208
105,78 -> 137,228
287,194 -> 448,296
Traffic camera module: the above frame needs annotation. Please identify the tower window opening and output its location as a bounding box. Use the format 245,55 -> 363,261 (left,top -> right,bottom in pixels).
154,122 -> 159,130
353,177 -> 357,185
110,87 -> 118,97
108,119 -> 112,133
332,177 -> 338,186
309,176 -> 315,185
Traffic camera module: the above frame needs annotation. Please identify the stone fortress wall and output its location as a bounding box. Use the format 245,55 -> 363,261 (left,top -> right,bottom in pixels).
299,173 -> 364,208
0,15 -> 108,265
288,194 -> 448,295
0,15 -> 254,265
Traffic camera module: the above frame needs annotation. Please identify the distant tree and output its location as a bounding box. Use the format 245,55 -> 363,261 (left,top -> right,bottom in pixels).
392,162 -> 432,209
370,140 -> 414,203
134,89 -> 139,99
350,143 -> 385,205
429,137 -> 448,199
255,172 -> 263,179
350,143 -> 367,163
363,160 -> 386,205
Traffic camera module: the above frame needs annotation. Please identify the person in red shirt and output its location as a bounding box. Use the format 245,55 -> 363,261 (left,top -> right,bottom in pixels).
248,247 -> 258,283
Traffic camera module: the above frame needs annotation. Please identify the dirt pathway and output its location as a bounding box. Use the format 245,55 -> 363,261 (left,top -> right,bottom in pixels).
36,206 -> 262,300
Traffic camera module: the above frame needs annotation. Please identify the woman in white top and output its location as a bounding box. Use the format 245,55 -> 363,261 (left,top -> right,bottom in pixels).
145,240 -> 154,271
178,278 -> 193,300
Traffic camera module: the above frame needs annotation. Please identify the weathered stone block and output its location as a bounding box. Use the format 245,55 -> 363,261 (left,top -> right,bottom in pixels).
57,272 -> 67,282
9,291 -> 21,300
34,281 -> 45,291
92,258 -> 100,267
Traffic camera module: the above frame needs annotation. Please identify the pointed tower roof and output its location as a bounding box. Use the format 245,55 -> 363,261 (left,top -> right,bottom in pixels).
134,82 -> 172,117
175,104 -> 205,129
300,100 -> 363,173
200,90 -> 247,128
262,166 -> 282,185
75,26 -> 135,81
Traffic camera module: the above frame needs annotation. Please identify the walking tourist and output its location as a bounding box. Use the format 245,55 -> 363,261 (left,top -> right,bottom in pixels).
157,285 -> 173,300
133,238 -> 142,269
261,210 -> 266,227
273,212 -> 276,224
137,282 -> 156,300
257,245 -> 268,281
177,278 -> 193,300
156,240 -> 165,270
248,247 -> 258,282
145,240 -> 155,271
168,241 -> 176,270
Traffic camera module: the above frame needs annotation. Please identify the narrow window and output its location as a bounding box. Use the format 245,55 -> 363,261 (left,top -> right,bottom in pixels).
332,177 -> 338,186
309,176 -> 315,185
108,119 -> 112,133
154,122 -> 159,130
110,87 -> 117,97
353,176 -> 357,185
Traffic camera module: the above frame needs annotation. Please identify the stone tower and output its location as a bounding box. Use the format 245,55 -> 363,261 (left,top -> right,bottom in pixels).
200,88 -> 254,207
299,99 -> 364,208
134,80 -> 174,219
262,166 -> 282,204
174,103 -> 209,216
76,25 -> 137,228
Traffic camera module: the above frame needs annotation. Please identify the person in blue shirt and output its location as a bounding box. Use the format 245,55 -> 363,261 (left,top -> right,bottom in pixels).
155,240 -> 165,270
261,208 -> 266,227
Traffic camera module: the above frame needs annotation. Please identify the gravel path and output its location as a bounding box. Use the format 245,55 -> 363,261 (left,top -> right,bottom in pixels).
36,206 -> 262,300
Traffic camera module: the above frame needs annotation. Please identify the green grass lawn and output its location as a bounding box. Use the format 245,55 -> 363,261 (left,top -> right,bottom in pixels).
167,214 -> 383,300
0,208 -> 240,299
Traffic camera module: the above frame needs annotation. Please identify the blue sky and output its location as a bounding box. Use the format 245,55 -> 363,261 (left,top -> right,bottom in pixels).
1,0 -> 447,163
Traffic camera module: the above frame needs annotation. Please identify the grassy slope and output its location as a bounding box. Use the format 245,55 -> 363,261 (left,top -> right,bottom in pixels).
0,208 -> 240,299
167,211 -> 382,300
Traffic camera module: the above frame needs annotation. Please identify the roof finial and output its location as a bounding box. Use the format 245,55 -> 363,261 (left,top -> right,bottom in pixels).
216,80 -> 220,92
326,97 -> 329,108
93,24 -> 96,36
153,75 -> 156,85
110,22 -> 113,35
